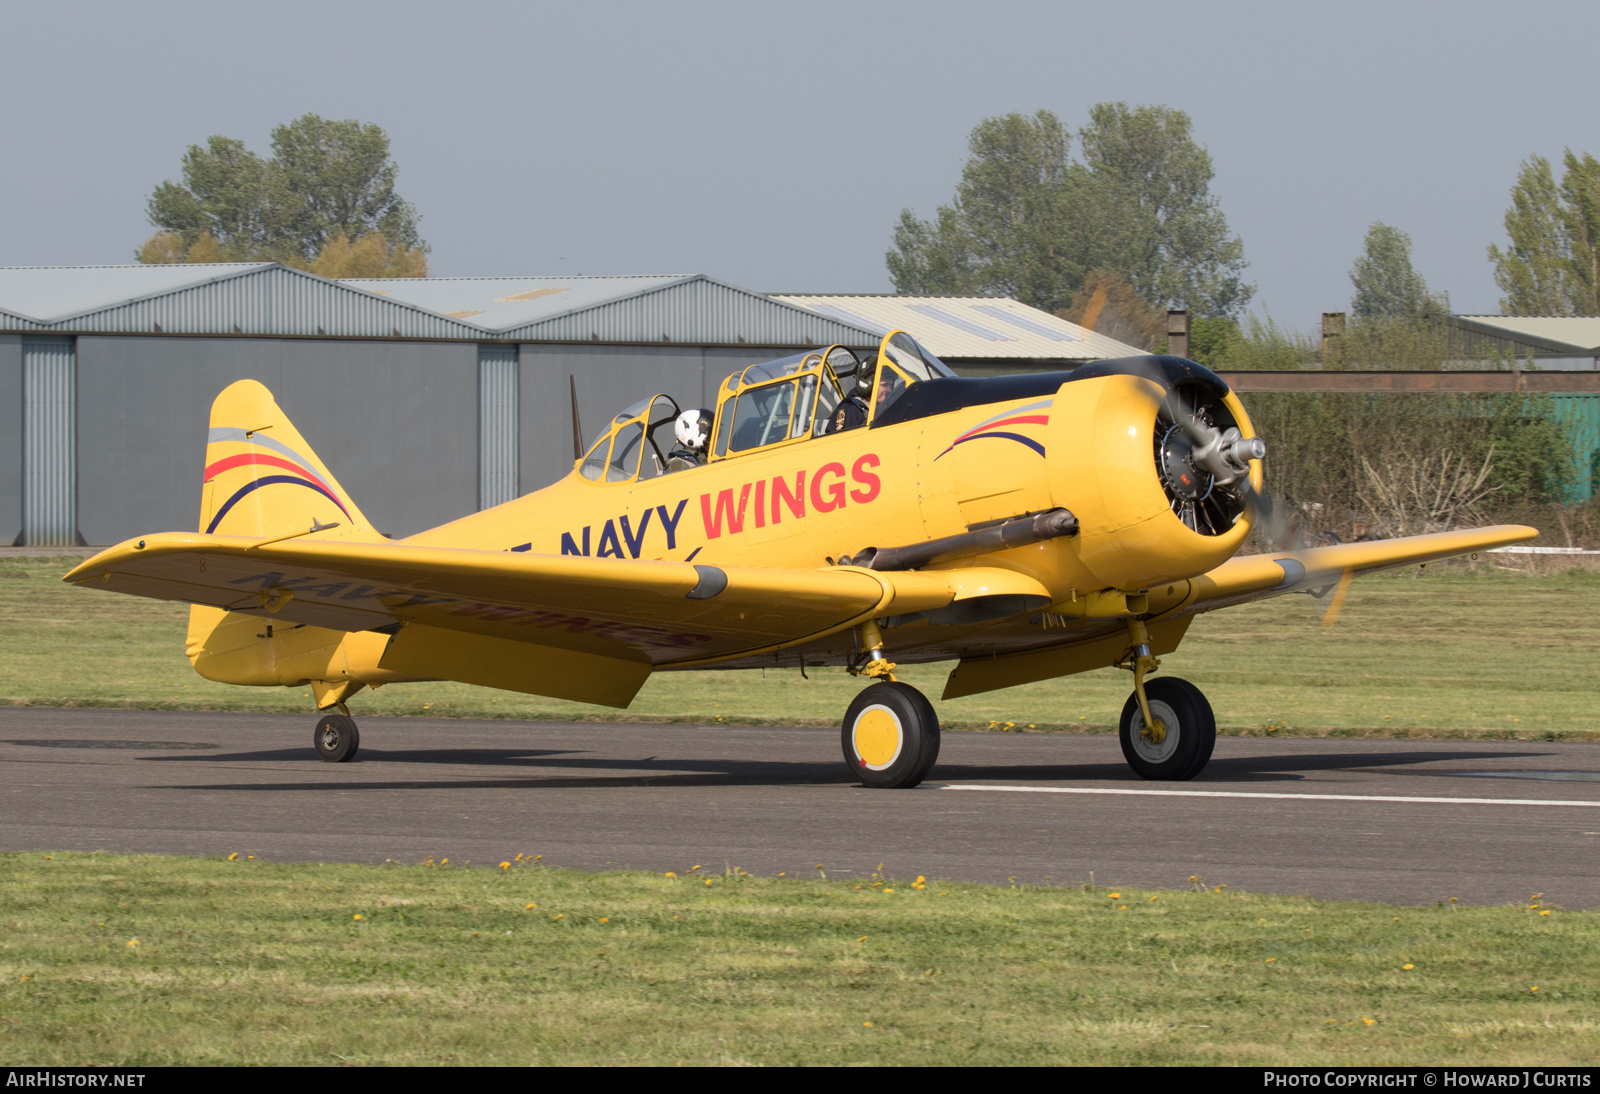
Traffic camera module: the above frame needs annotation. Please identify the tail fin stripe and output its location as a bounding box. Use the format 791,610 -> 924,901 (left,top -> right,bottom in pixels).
205,476 -> 353,535
204,453 -> 337,496
207,427 -> 323,471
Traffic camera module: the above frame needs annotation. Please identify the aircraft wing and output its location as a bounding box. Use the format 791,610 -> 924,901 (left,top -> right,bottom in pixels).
64,531 -> 1013,675
940,524 -> 1536,700
1166,524 -> 1539,617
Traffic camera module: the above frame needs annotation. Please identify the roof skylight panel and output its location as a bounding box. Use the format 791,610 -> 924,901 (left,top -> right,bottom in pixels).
971,304 -> 1080,342
906,304 -> 1015,341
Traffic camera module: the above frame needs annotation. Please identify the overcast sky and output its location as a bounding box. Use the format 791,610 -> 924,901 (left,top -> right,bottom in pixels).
1,0 -> 1593,331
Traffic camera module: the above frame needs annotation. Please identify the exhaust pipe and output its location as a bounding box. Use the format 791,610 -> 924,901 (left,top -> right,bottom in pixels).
842,508 -> 1078,572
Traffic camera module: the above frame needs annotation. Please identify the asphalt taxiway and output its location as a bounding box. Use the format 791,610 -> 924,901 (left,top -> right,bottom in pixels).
4,707 -> 1597,907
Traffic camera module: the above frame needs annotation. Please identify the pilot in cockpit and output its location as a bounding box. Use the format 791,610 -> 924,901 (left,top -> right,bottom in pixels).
829,356 -> 893,434
667,407 -> 713,471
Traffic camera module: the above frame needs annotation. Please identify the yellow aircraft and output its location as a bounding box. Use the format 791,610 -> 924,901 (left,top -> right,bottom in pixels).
64,330 -> 1535,787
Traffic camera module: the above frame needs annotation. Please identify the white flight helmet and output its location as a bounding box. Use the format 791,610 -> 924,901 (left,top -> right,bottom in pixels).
674,408 -> 713,451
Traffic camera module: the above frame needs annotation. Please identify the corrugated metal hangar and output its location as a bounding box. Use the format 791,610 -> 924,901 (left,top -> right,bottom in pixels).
0,264 -> 1136,547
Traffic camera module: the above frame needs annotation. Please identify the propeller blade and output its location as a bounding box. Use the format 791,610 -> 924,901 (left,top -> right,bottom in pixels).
1320,568 -> 1354,628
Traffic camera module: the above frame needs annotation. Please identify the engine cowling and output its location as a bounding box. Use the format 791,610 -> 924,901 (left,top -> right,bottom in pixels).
1045,367 -> 1262,592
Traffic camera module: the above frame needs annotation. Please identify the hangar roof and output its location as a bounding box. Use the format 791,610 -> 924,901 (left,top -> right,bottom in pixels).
771,294 -> 1145,361
0,265 -> 880,347
342,274 -> 878,345
1450,314 -> 1600,354
0,263 -> 485,338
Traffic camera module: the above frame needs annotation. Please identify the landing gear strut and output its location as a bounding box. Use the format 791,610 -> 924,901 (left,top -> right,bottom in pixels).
1115,613 -> 1215,780
840,619 -> 940,788
314,711 -> 360,763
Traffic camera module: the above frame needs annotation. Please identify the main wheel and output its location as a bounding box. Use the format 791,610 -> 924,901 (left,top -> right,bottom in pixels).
1118,676 -> 1215,781
841,681 -> 941,789
313,713 -> 360,763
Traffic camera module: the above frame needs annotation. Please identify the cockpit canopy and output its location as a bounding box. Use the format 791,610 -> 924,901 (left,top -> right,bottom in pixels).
576,329 -> 953,483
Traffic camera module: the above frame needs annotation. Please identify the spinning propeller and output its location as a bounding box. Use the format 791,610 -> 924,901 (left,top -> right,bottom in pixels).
1134,359 -> 1350,628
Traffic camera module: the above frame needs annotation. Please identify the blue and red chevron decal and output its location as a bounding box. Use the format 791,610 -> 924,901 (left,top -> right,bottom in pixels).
933,399 -> 1052,461
204,427 -> 352,534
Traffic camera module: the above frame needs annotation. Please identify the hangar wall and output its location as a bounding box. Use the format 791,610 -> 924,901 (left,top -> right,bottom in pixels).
0,335 -> 19,545
76,336 -> 480,543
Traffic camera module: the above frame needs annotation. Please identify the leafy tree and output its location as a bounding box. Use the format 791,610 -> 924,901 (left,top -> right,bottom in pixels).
1077,103 -> 1251,317
1349,222 -> 1445,319
139,114 -> 427,275
308,232 -> 428,279
145,136 -> 290,259
269,115 -> 423,259
1488,156 -> 1572,313
1486,151 -> 1600,314
887,104 -> 1252,318
1558,150 -> 1600,314
887,111 -> 1096,311
135,232 -> 186,265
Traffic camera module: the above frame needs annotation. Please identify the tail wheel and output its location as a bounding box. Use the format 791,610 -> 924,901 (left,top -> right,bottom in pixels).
841,681 -> 940,789
314,714 -> 360,763
1118,676 -> 1215,781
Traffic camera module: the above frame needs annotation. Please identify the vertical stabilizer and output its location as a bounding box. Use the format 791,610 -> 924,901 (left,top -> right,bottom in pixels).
197,379 -> 381,541
188,380 -> 384,683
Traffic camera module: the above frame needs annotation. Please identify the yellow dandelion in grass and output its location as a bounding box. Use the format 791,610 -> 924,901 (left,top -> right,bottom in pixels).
498,861 -> 511,871
703,878 -> 712,886
525,903 -> 537,910
691,865 -> 702,871
1360,1017 -> 1375,1026
665,871 -> 677,878
1531,986 -> 1539,993
863,1021 -> 874,1027
555,914 -> 564,920
1402,964 -> 1414,970
246,855 -> 254,860
227,852 -> 238,861
1540,910 -> 1552,916
1108,892 -> 1120,899
599,917 -> 609,924
125,939 -> 139,947
1149,896 -> 1158,902
884,888 -> 895,894
857,936 -> 868,943
778,872 -> 786,877
440,858 -> 449,866
1266,958 -> 1276,963
353,914 -> 364,921
1118,904 -> 1127,910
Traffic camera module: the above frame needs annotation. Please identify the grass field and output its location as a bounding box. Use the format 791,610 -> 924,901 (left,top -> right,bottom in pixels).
1,852 -> 1593,1066
3,553 -> 1596,740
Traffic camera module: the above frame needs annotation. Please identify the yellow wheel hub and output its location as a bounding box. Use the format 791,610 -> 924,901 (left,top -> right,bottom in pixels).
1141,719 -> 1168,745
853,707 -> 903,769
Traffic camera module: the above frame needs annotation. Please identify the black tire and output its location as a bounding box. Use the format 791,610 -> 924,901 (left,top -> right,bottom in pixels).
1118,676 -> 1215,781
314,714 -> 359,763
841,681 -> 940,789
